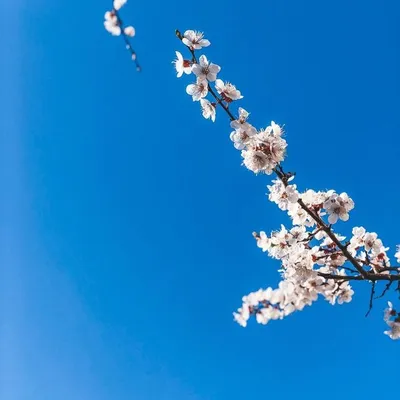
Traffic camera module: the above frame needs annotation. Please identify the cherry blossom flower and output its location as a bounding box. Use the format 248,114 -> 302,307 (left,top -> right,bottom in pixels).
323,192 -> 354,224
384,301 -> 396,321
241,149 -> 269,174
124,26 -> 135,37
182,30 -> 211,50
186,78 -> 208,101
173,51 -> 192,77
287,202 -> 315,227
229,129 -> 255,150
230,108 -> 254,131
395,246 -> 400,263
254,231 -> 271,252
215,79 -> 243,102
348,226 -> 366,253
384,321 -> 400,340
192,55 -> 221,82
200,99 -> 216,122
229,109 -> 257,149
383,301 -> 400,339
337,284 -> 354,304
268,179 -> 299,210
233,305 -> 250,327
270,121 -> 282,136
104,11 -> 121,36
363,232 -> 383,253
241,124 -> 287,174
113,0 -> 127,10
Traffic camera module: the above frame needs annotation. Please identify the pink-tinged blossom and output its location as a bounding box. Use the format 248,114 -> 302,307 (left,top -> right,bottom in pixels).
192,55 -> 220,82
173,51 -> 192,77
182,30 -> 211,50
241,123 -> 287,174
230,108 -> 255,132
363,232 -> 383,253
104,11 -> 121,36
384,321 -> 400,340
229,129 -> 255,150
268,179 -> 299,211
215,79 -> 243,102
186,78 -> 208,101
254,231 -> 271,252
229,108 -> 257,149
395,245 -> 400,263
383,301 -> 400,340
124,26 -> 135,37
323,192 -> 354,224
113,0 -> 127,10
200,99 -> 216,122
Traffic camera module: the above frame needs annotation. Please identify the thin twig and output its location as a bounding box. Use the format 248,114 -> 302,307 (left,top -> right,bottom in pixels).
365,282 -> 376,317
375,281 -> 393,299
114,8 -> 141,71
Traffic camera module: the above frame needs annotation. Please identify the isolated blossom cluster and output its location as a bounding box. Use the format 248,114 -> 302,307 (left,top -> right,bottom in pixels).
104,1 -> 135,37
175,29 -> 400,340
104,0 -> 140,70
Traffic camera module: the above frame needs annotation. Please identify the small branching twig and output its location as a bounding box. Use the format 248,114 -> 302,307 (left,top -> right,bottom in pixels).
104,1 -> 141,71
365,282 -> 376,317
376,281 -> 393,299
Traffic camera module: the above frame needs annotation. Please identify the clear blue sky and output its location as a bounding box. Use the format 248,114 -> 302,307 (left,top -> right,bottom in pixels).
1,0 -> 400,399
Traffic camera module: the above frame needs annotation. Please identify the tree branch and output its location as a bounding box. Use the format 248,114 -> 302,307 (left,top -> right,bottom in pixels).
175,28 -> 400,291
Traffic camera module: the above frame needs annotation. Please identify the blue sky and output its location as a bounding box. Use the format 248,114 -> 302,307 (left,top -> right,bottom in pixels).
1,0 -> 400,399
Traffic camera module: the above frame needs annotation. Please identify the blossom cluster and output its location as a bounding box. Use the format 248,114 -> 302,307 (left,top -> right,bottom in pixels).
104,0 -> 140,70
175,29 -> 400,340
234,191 -> 356,327
174,31 -> 286,174
384,302 -> 400,339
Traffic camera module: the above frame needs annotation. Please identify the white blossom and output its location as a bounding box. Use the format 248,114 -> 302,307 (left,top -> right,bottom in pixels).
384,321 -> 400,340
186,78 -> 208,101
192,55 -> 220,82
241,149 -> 270,174
383,301 -> 400,340
215,79 -> 243,101
233,305 -> 250,327
254,231 -> 270,252
268,179 -> 299,210
323,192 -> 354,224
229,109 -> 257,149
395,246 -> 400,264
230,108 -> 255,132
287,202 -> 315,227
104,11 -> 121,36
200,99 -> 216,122
173,51 -> 192,77
230,129 -> 255,150
182,30 -> 211,50
113,0 -> 127,10
240,122 -> 287,174
337,284 -> 354,304
384,301 -> 395,322
348,226 -> 366,253
363,232 -> 383,253
124,26 -> 135,37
